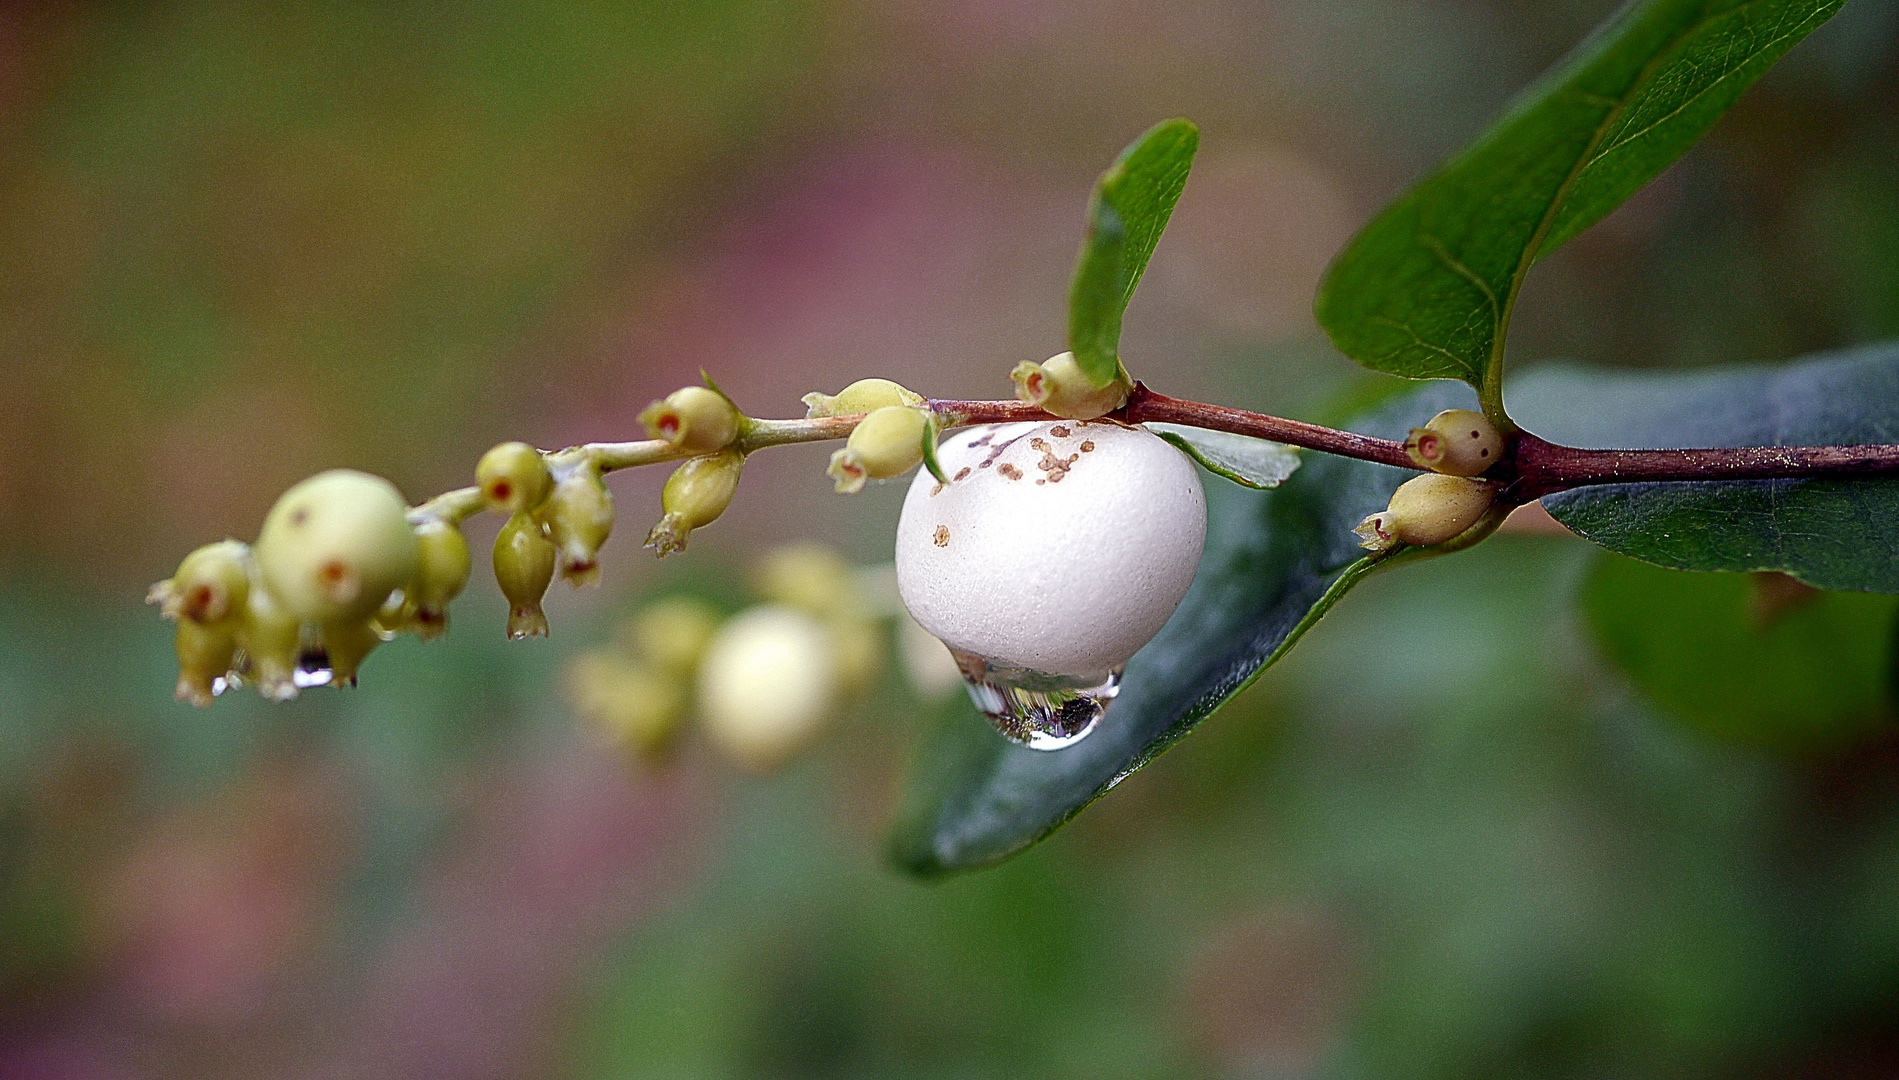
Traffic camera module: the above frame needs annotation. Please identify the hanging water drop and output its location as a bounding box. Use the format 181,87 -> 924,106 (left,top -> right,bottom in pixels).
952,648 -> 1120,750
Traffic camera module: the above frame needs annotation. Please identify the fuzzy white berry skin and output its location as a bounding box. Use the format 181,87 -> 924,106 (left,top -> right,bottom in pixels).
895,421 -> 1205,681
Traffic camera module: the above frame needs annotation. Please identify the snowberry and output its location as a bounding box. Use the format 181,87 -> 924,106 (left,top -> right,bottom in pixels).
895,420 -> 1205,681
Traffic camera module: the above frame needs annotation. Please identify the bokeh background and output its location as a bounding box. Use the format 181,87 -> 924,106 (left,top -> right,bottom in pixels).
4,1 -> 1899,1076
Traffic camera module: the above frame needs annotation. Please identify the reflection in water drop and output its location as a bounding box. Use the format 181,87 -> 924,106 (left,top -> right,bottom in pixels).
951,649 -> 1121,750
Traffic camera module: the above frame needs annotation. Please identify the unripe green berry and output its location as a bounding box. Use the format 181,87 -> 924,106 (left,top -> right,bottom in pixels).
477,442 -> 554,515
827,405 -> 927,494
408,519 -> 472,637
802,378 -> 924,418
1010,351 -> 1131,421
174,618 -> 237,707
639,386 -> 741,455
253,470 -> 420,624
645,450 -> 743,557
1405,409 -> 1504,476
150,539 -> 251,626
494,512 -> 557,638
1353,473 -> 1498,552
543,467 -> 614,587
319,616 -> 386,686
236,582 -> 303,701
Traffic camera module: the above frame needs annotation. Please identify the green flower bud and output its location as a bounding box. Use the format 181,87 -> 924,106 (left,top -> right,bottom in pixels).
149,539 -> 251,626
826,405 -> 928,494
319,616 -> 386,687
477,441 -> 554,515
564,651 -> 688,758
1405,409 -> 1505,476
174,618 -> 237,707
1010,351 -> 1131,421
236,582 -> 303,701
639,385 -> 741,455
1353,473 -> 1498,552
494,512 -> 557,638
645,450 -> 743,557
543,466 -> 614,587
408,519 -> 471,637
253,470 -> 420,624
802,378 -> 924,418
624,596 -> 723,675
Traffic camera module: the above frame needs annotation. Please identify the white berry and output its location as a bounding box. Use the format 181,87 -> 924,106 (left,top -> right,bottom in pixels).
895,421 -> 1206,680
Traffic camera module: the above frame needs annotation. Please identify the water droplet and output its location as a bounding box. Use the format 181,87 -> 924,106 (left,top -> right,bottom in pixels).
950,648 -> 1120,750
294,646 -> 334,688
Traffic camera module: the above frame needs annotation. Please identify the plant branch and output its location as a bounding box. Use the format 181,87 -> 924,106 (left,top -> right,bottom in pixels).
1511,434 -> 1899,500
404,387 -> 1899,525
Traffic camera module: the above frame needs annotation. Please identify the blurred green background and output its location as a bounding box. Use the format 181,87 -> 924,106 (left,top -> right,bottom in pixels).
4,1 -> 1899,1076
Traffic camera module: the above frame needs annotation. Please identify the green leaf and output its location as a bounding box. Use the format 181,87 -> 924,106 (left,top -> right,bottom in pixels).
1513,344 -> 1899,593
1067,119 -> 1199,386
1316,0 -> 1844,402
1584,553 -> 1897,751
1145,423 -> 1301,489
889,380 -> 1474,874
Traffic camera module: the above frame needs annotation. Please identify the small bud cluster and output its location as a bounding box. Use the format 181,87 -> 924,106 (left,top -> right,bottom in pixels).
149,470 -> 470,704
564,544 -> 935,772
474,440 -> 622,637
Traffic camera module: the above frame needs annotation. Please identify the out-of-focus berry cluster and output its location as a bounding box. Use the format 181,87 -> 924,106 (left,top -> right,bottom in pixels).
564,544 -> 962,772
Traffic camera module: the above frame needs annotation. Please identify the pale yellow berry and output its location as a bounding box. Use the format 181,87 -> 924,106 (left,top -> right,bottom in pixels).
829,617 -> 885,696
645,450 -> 743,557
174,618 -> 237,707
253,470 -> 419,625
802,378 -> 924,418
1010,351 -> 1131,420
494,512 -> 557,638
1405,409 -> 1504,476
1354,473 -> 1498,552
477,442 -> 554,515
149,539 -> 251,626
624,596 -> 723,675
697,605 -> 837,772
543,467 -> 614,587
827,406 -> 928,494
639,386 -> 741,455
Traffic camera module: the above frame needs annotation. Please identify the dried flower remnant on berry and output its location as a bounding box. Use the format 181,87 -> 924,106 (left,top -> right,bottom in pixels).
1405,409 -> 1504,477
646,450 -> 744,557
802,378 -> 923,418
1354,473 -> 1498,553
494,512 -> 557,638
828,406 -> 928,494
477,442 -> 554,516
1010,351 -> 1132,420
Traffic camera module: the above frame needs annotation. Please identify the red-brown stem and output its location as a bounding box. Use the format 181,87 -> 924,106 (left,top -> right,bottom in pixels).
1511,433 -> 1899,499
927,384 -> 1899,500
928,384 -> 1417,469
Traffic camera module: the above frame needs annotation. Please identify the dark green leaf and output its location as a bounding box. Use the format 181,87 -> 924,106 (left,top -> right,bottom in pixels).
1067,119 -> 1199,386
1514,344 -> 1899,592
1585,553 -> 1897,751
889,381 -> 1474,874
1316,0 -> 1844,396
1146,423 -> 1301,489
